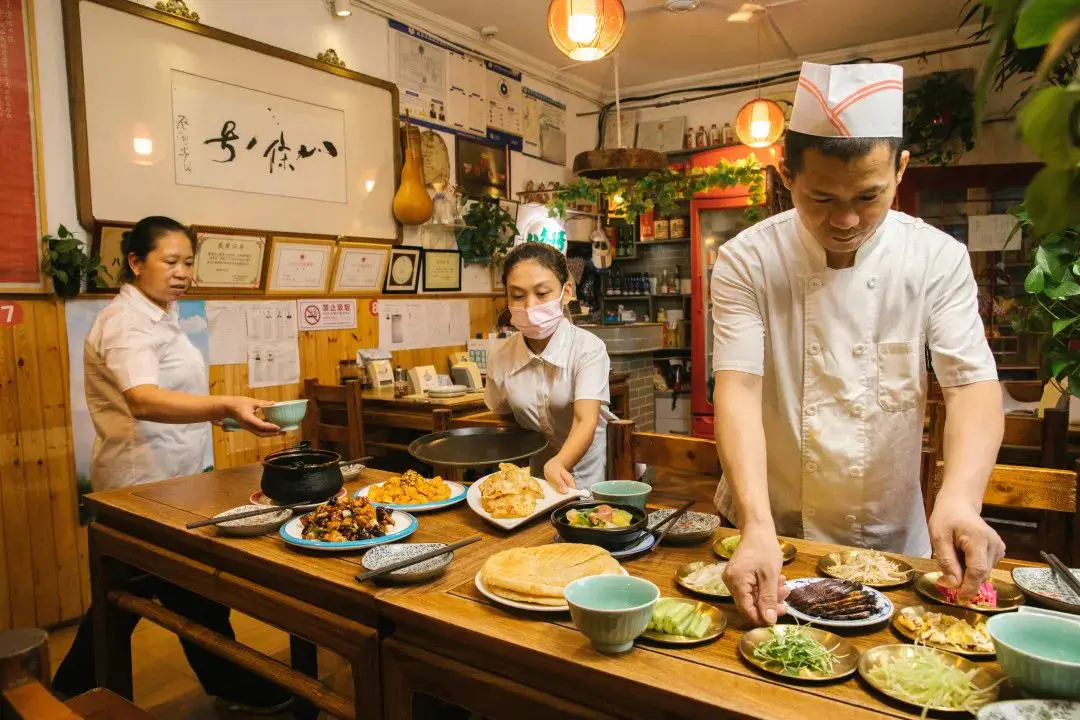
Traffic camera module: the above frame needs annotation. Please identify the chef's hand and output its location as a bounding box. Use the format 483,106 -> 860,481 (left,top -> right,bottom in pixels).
223,397 -> 282,437
723,525 -> 789,626
929,496 -> 1006,602
543,457 -> 577,493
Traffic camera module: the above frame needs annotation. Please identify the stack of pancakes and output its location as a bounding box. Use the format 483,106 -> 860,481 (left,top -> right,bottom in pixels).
480,544 -> 621,605
479,463 -> 544,518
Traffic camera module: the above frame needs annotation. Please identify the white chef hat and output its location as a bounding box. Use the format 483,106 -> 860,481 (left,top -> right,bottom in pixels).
789,62 -> 904,138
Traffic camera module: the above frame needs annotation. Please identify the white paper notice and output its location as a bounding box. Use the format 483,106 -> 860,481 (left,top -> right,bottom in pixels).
248,340 -> 300,389
968,214 -> 1021,252
246,301 -> 298,341
205,301 -> 248,365
449,300 -> 470,346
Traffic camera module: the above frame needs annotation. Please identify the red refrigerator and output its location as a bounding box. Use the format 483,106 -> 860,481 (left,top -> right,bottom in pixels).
689,144 -> 783,439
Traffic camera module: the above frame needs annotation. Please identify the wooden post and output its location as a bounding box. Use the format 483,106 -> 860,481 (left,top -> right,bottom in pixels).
289,635 -> 319,720
344,381 -> 365,460
301,378 -> 319,449
607,420 -> 635,481
89,528 -> 134,700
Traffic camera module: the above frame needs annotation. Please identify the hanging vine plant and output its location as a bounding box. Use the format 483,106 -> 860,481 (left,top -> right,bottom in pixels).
904,71 -> 977,166
546,155 -> 766,223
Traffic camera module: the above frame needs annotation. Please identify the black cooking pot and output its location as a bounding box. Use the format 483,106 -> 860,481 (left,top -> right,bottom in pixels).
260,446 -> 345,504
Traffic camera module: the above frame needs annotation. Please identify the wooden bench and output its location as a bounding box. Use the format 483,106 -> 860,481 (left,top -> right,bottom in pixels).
301,378 -> 365,460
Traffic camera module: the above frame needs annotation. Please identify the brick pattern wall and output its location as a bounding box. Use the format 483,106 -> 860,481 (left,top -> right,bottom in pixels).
610,354 -> 656,431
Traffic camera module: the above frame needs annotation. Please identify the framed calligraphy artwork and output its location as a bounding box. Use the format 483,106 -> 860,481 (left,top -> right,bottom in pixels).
421,249 -> 462,292
89,221 -> 134,291
63,0 -> 402,242
266,236 -> 334,296
189,227 -> 268,294
329,242 -> 389,296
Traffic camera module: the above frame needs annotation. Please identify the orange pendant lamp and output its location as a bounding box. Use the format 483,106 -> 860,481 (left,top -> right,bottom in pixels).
735,97 -> 785,148
547,0 -> 626,62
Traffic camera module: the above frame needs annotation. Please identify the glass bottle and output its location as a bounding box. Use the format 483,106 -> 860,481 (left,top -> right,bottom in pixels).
675,265 -> 683,295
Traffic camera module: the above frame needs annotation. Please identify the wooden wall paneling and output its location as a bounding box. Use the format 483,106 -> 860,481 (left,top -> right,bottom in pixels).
11,302 -> 62,626
35,300 -> 83,621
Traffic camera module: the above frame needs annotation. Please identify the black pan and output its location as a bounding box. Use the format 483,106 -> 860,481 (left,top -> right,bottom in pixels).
408,427 -> 548,469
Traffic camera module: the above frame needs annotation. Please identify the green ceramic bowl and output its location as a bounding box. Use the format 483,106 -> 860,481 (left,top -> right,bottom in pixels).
590,481 -> 652,510
564,575 -> 659,654
987,612 -> 1080,698
260,399 -> 309,429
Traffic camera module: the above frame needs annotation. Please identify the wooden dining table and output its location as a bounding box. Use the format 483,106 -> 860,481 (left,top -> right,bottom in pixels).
85,465 -> 1031,720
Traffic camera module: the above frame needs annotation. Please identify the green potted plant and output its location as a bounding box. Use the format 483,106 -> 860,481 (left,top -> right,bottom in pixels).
904,71 -> 976,166
456,197 -> 519,265
41,224 -> 107,297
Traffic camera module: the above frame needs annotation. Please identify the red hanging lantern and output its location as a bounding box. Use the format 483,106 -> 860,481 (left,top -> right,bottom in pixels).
735,98 -> 786,148
547,0 -> 627,63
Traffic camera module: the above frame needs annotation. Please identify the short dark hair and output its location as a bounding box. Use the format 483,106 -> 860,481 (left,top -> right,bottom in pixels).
120,216 -> 196,282
501,241 -> 569,288
783,130 -> 903,176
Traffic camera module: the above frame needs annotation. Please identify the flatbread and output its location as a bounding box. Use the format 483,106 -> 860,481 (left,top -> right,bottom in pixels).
481,544 -> 621,602
480,463 -> 544,518
482,587 -> 572,606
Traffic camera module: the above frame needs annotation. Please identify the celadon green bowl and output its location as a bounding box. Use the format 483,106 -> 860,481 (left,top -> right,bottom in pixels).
260,399 -> 309,429
564,574 -> 659,654
987,612 -> 1080,698
590,480 -> 652,510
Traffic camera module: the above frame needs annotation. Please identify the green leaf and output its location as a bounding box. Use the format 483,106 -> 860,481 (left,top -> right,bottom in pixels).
1026,168 -> 1080,236
1052,316 -> 1080,334
1045,276 -> 1080,298
975,0 -> 1023,126
1015,0 -> 1079,48
1018,86 -> 1080,169
1026,265 -> 1047,293
1035,14 -> 1080,83
53,269 -> 68,283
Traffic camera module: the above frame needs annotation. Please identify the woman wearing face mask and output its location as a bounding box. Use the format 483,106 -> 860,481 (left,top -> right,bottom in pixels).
485,242 -> 612,491
53,216 -> 293,713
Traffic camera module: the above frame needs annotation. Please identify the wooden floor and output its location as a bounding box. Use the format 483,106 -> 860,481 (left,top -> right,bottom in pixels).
48,612 -> 353,719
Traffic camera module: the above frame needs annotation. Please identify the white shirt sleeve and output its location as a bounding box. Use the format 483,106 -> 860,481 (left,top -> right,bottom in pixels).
926,241 -> 998,387
711,245 -> 766,375
573,340 -> 610,404
484,367 -> 511,414
99,310 -> 162,391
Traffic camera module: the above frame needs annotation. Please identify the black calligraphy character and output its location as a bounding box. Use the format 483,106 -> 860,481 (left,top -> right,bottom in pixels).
263,131 -> 294,173
204,121 -> 240,162
175,114 -> 190,131
246,137 -> 258,150
322,141 -> 338,157
297,144 -> 317,159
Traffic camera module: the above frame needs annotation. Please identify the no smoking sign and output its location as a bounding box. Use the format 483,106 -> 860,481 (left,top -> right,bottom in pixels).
297,299 -> 356,331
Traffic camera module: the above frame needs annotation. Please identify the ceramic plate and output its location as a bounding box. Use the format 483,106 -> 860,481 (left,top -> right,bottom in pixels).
817,550 -> 915,589
892,604 -> 996,657
355,480 -> 467,513
976,700 -> 1080,720
639,598 -> 726,645
250,487 -> 346,507
784,577 -> 894,629
858,645 -> 1001,714
466,472 -> 587,531
915,571 -> 1024,613
211,504 -> 292,537
713,535 -> 797,563
553,531 -> 656,559
279,510 -> 417,552
739,625 -> 859,681
675,561 -> 732,599
1011,566 -> 1080,615
474,567 -> 628,613
360,543 -> 454,583
646,509 -> 720,544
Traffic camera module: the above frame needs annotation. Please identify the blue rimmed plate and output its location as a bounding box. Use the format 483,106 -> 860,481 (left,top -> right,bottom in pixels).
354,481 -> 467,513
279,510 -> 417,552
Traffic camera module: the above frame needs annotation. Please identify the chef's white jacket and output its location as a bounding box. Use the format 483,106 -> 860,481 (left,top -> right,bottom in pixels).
485,319 -> 612,488
711,209 -> 997,555
84,284 -> 211,491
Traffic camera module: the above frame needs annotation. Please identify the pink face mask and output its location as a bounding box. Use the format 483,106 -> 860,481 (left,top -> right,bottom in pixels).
509,291 -> 565,339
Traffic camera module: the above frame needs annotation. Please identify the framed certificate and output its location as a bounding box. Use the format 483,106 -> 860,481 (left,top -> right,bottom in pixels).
329,242 -> 389,296
90,221 -> 134,291
422,249 -> 462,292
266,237 -> 335,295
383,246 -> 421,294
190,228 -> 267,293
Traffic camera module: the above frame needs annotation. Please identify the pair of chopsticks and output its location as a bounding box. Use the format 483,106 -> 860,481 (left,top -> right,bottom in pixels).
1040,551 -> 1080,598
646,499 -> 695,552
355,536 -> 482,583
186,501 -> 314,530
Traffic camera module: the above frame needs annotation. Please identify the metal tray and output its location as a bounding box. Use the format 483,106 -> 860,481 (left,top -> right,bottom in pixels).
408,427 -> 548,469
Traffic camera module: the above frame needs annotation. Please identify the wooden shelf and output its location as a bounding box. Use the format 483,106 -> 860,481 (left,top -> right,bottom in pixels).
652,293 -> 691,299
639,238 -> 690,245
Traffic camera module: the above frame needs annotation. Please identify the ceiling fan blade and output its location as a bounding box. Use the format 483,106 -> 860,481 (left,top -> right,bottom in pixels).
626,6 -> 672,18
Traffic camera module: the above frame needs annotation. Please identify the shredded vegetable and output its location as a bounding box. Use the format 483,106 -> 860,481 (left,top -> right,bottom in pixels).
829,551 -> 907,584
682,563 -> 729,595
866,649 -> 1001,719
751,626 -> 842,676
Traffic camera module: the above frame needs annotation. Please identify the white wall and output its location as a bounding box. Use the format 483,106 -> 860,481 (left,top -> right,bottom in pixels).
32,0 -> 599,292
628,43 -> 1036,167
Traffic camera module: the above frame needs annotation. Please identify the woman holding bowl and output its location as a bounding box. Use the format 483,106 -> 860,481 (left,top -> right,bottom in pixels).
53,216 -> 292,713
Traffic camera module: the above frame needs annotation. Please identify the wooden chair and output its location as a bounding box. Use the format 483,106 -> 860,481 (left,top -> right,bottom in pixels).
925,460 -> 1080,565
607,419 -> 721,510
300,378 -> 365,460
0,629 -> 154,720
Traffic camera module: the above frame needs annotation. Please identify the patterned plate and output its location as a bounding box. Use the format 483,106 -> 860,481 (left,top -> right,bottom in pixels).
250,487 -> 346,506
1012,566 -> 1080,615
647,509 -> 720,544
279,510 -> 417,552
360,543 -> 454,583
976,700 -> 1080,720
784,577 -> 894,629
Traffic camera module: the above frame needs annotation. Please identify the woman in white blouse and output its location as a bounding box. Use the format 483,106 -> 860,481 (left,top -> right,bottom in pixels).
53,216 -> 291,713
485,242 -> 612,490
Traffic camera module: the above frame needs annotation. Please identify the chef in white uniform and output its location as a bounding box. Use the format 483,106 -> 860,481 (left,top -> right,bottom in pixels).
485,241 -> 613,490
713,62 -> 1005,626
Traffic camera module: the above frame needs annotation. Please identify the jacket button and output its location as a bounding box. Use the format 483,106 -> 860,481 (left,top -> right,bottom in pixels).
867,277 -> 877,289
851,403 -> 865,416
808,343 -> 821,355
805,461 -> 819,472
809,278 -> 823,290
852,344 -> 866,357
805,405 -> 817,416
